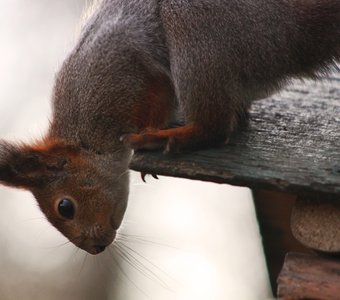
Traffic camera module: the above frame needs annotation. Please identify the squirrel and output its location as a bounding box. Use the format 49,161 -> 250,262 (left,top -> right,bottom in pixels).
0,0 -> 339,255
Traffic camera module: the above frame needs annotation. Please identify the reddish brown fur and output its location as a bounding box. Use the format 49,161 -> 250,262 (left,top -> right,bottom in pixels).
132,76 -> 174,130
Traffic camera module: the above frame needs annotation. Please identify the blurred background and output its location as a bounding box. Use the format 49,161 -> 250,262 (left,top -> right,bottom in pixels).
0,0 -> 271,299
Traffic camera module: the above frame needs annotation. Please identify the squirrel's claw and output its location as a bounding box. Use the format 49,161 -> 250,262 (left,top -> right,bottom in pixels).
141,172 -> 159,182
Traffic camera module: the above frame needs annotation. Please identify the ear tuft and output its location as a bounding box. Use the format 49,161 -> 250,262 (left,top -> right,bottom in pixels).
0,141 -> 42,188
0,139 -> 75,189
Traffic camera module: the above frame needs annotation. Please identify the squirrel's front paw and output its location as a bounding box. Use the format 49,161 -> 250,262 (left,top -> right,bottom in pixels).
121,124 -> 227,153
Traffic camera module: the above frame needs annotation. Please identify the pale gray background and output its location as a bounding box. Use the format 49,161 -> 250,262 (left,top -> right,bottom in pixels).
0,1 -> 271,299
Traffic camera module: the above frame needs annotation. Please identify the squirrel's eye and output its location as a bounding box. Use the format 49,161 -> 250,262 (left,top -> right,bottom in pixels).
58,198 -> 75,219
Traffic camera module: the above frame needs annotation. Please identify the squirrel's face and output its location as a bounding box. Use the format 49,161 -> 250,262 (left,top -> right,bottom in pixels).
0,139 -> 129,255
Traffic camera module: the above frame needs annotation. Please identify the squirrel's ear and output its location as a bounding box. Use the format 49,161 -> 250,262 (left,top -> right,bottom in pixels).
0,140 -> 69,189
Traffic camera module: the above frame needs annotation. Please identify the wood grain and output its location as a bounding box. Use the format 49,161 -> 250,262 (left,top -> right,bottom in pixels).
278,252 -> 340,300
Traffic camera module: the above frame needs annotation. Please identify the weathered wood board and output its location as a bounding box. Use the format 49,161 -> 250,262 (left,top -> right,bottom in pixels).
130,73 -> 340,196
277,252 -> 340,299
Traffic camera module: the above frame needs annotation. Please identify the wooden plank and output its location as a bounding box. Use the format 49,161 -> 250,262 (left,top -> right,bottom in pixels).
130,73 -> 340,196
277,252 -> 340,300
252,190 -> 311,295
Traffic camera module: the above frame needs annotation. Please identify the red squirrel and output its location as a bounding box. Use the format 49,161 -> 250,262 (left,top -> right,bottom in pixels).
0,0 -> 339,255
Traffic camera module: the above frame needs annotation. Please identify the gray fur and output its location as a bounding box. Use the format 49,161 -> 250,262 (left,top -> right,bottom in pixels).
50,0 -> 339,146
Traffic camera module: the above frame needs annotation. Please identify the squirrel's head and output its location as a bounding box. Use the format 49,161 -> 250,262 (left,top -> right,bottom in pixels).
0,138 -> 130,255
